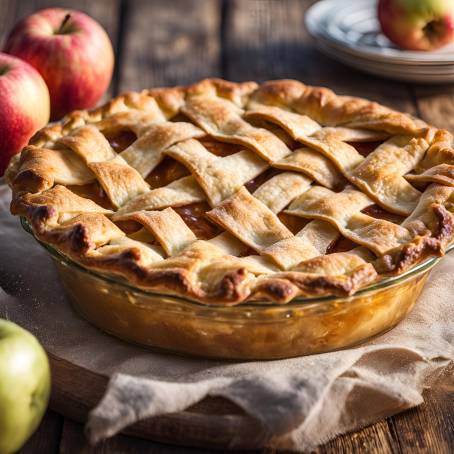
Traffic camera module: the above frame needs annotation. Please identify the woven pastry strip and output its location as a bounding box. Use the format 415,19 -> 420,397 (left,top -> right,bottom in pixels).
12,146 -> 95,192
406,130 -> 454,187
244,98 -> 431,215
165,139 -> 268,205
113,176 -> 205,216
272,147 -> 343,189
120,122 -> 205,177
286,186 -> 413,255
182,95 -> 292,162
349,136 -> 429,215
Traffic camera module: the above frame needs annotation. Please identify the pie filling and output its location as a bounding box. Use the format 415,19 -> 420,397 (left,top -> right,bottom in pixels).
174,202 -> 221,240
8,79 -> 454,304
104,129 -> 137,153
348,141 -> 384,157
67,182 -> 113,210
145,157 -> 189,188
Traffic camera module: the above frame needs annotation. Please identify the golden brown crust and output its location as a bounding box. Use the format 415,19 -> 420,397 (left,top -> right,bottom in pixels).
6,78 -> 454,305
376,204 -> 454,274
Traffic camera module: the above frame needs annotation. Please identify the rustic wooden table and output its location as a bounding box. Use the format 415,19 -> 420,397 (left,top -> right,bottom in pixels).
1,0 -> 453,452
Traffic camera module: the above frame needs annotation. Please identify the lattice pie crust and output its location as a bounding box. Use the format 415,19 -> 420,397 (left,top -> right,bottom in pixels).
6,79 -> 454,304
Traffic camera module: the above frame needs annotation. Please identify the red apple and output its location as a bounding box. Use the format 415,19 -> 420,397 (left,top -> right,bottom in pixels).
378,0 -> 454,51
4,8 -> 114,120
0,53 -> 50,176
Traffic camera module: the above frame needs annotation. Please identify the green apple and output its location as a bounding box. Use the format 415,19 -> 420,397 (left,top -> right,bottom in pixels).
0,319 -> 50,454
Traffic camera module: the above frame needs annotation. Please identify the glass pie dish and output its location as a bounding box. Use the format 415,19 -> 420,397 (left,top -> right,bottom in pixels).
21,217 -> 449,360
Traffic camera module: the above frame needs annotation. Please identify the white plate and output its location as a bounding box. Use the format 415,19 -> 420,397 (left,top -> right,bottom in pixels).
316,41 -> 454,83
305,0 -> 454,65
315,35 -> 454,74
315,32 -> 454,69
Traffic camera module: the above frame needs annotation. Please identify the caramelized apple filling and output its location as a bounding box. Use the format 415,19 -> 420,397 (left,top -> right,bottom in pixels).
145,157 -> 190,188
326,237 -> 358,254
348,141 -> 384,157
104,129 -> 138,153
114,219 -> 143,235
199,137 -> 243,157
362,204 -> 405,224
67,182 -> 113,210
278,212 -> 309,234
245,168 -> 281,193
174,202 -> 221,240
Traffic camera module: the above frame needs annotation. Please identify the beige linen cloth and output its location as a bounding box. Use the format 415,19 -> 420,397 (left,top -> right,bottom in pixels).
0,182 -> 452,451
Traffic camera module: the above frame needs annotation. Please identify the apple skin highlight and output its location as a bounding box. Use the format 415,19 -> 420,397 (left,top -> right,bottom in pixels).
4,8 -> 114,120
0,53 -> 50,175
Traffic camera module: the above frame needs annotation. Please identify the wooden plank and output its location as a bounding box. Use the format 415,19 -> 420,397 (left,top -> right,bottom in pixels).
313,384 -> 454,454
223,0 -> 308,81
0,0 -> 120,98
223,0 -> 417,113
59,417 -> 259,454
315,420 -> 395,454
387,382 -> 454,454
412,85 -> 454,133
0,0 -> 17,45
117,0 -> 221,92
20,409 -> 63,454
59,418 -> 158,454
315,383 -> 454,454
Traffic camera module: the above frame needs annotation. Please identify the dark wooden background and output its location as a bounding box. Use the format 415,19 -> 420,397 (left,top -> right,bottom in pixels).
0,0 -> 453,452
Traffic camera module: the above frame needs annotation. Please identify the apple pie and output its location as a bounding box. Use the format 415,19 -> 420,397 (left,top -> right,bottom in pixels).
6,79 -> 454,305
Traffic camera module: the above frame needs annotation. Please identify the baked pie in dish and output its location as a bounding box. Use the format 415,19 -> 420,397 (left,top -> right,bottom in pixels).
5,79 -> 454,358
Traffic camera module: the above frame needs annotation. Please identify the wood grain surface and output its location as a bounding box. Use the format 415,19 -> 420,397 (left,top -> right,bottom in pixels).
0,0 -> 452,452
118,0 -> 222,90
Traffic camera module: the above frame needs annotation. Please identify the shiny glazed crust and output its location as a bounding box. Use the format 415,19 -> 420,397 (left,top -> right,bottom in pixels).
6,79 -> 454,305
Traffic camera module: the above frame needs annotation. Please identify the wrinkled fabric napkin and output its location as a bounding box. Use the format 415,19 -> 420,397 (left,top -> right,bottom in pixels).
0,182 -> 452,451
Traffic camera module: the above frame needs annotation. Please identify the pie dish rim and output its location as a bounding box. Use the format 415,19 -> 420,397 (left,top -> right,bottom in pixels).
20,215 -> 452,309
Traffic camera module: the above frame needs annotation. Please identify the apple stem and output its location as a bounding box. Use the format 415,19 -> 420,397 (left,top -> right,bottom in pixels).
423,20 -> 443,42
56,13 -> 72,34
